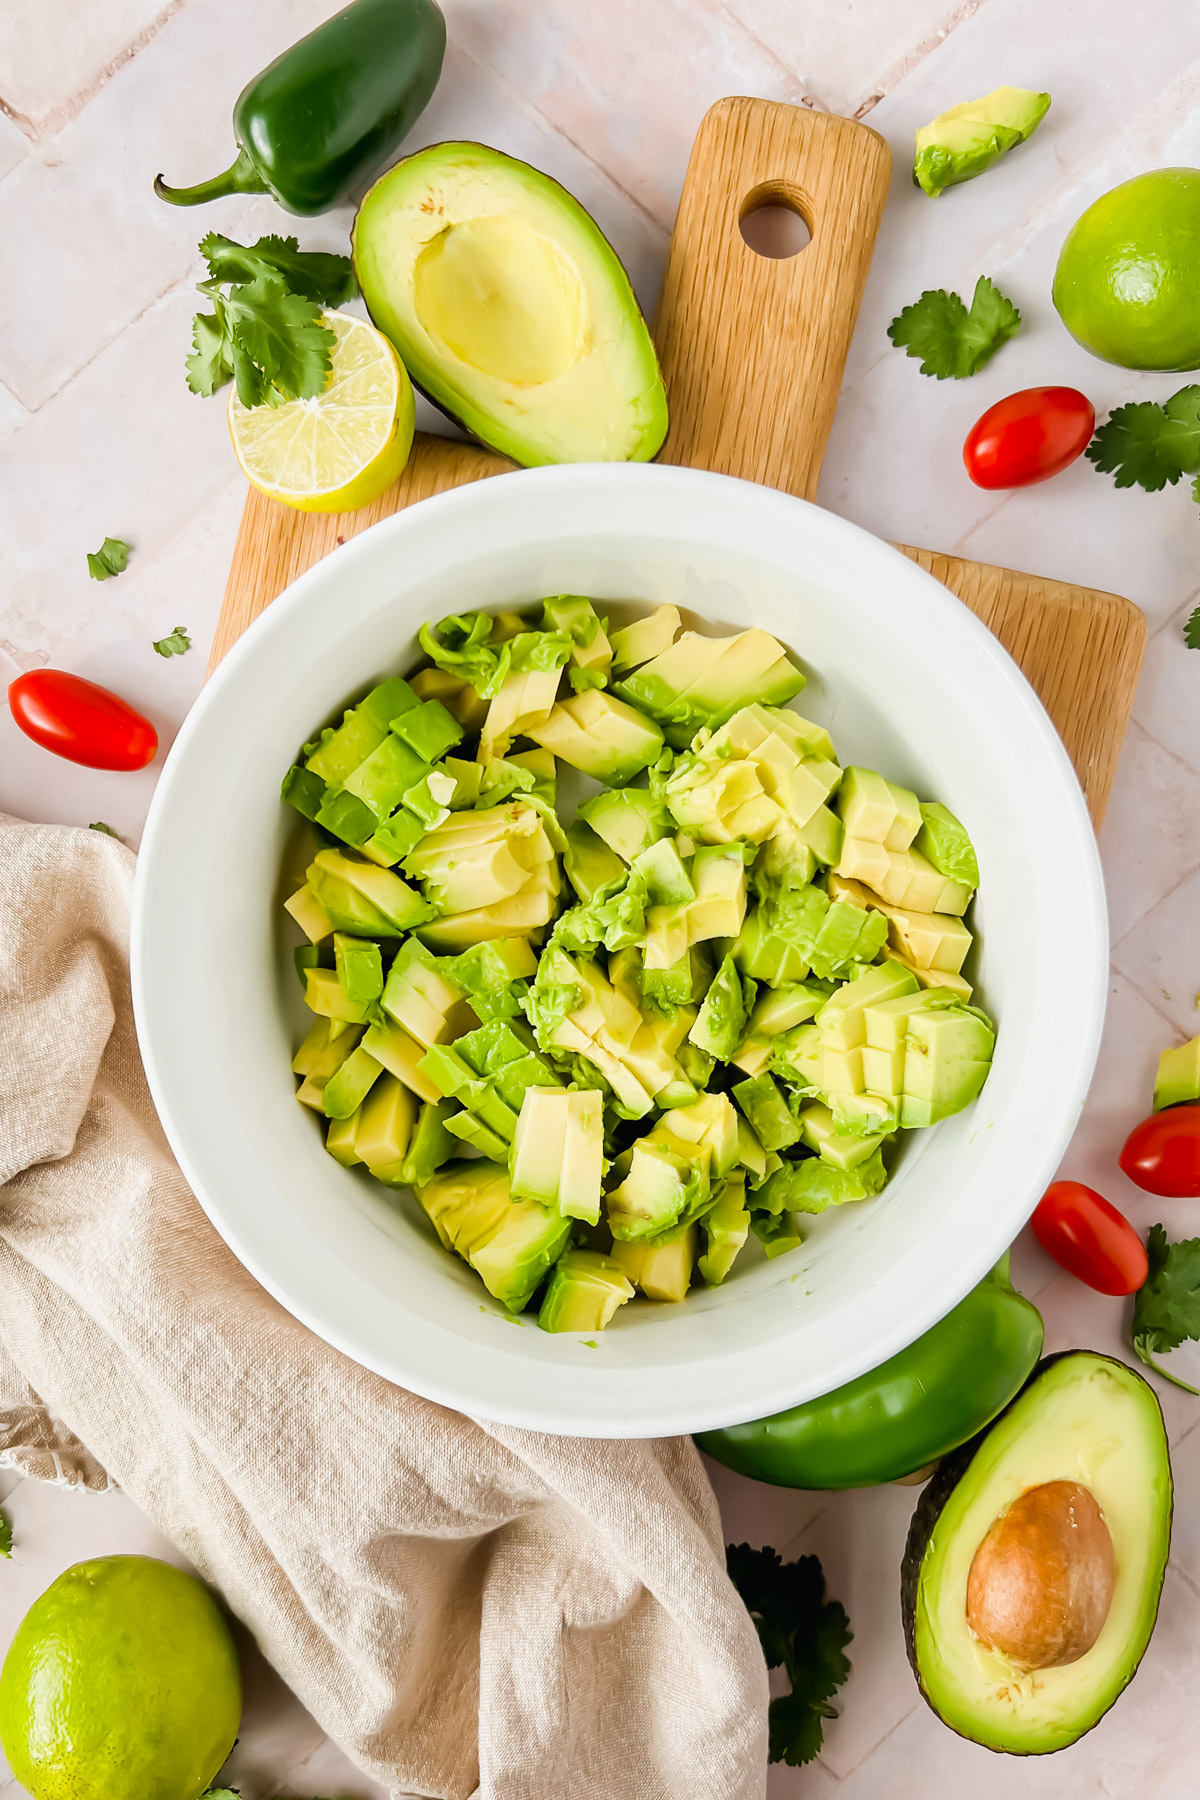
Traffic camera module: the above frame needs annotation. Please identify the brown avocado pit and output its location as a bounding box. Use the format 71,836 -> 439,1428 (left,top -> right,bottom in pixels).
965,1479 -> 1115,1670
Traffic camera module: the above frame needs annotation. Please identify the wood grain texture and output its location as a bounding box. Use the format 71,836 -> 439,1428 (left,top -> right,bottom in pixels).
210,100 -> 1144,827
654,99 -> 892,496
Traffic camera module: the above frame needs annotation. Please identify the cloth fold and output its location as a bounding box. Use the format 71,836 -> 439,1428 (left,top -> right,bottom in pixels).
0,816 -> 767,1800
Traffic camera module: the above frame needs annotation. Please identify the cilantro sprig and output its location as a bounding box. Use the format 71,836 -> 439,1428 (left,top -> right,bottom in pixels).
726,1542 -> 852,1766
1086,386 -> 1200,494
152,626 -> 192,658
86,536 -> 130,580
186,233 -> 358,410
887,275 -> 1020,379
1132,1223 -> 1200,1393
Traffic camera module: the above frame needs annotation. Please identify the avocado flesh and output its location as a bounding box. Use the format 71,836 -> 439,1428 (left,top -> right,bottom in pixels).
353,143 -> 668,466
905,1353 -> 1171,1754
1154,1034 -> 1200,1111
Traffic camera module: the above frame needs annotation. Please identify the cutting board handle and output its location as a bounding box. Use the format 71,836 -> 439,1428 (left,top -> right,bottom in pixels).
654,98 -> 891,501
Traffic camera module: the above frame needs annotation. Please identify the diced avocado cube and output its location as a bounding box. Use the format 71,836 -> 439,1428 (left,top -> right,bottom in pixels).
579,786 -> 673,862
314,788 -> 378,846
697,1174 -> 751,1285
304,967 -> 370,1024
292,1016 -> 362,1080
632,837 -> 695,907
689,953 -> 752,1061
914,801 -> 979,890
390,698 -> 463,762
830,1091 -> 899,1136
733,1073 -> 801,1153
751,1209 -> 804,1257
770,1021 -> 823,1092
342,733 -> 431,822
687,845 -> 748,943
861,1041 -> 905,1099
441,756 -> 484,807
749,982 -> 827,1037
791,805 -> 844,868
527,689 -> 663,783
442,936 -> 537,1021
419,1042 -> 520,1138
281,764 -> 327,822
610,1223 -> 697,1303
399,1099 -> 458,1187
902,1000 -> 995,1119
325,1110 -> 363,1167
511,1087 -> 604,1223
322,1045 -> 384,1119
381,939 -> 475,1047
538,1248 -> 635,1333
361,1017 -> 444,1103
735,1118 -> 767,1183
609,605 -> 681,673
731,1038 -> 773,1078
310,848 -> 434,935
411,665 -> 489,732
914,86 -> 1051,199
304,678 -> 416,786
401,771 -> 454,829
479,665 -> 563,762
822,1044 -> 864,1095
1155,1035 -> 1200,1111
560,1089 -> 605,1222
361,806 -> 427,868
295,942 -> 321,986
730,908 -> 811,985
334,933 -> 383,1006
616,630 -> 805,748
284,884 -> 333,945
837,838 -> 972,916
665,1092 -> 740,1178
607,1136 -> 710,1242
295,1073 -> 328,1111
817,959 -> 920,1051
641,943 -> 711,1014
836,767 -> 921,850
416,1160 -> 571,1312
563,820 -> 627,902
444,1110 -> 511,1160
797,1102 -> 889,1170
355,1074 -> 418,1179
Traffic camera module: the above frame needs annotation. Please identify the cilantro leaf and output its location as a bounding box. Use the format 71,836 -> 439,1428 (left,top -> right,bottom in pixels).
89,821 -> 119,837
152,625 -> 192,658
199,232 -> 358,306
86,536 -> 130,580
1132,1223 -> 1200,1393
186,306 -> 233,397
221,274 -> 336,405
1185,605 -> 1200,651
0,1506 -> 11,1558
1086,386 -> 1200,491
726,1542 -> 852,1766
887,275 -> 1020,378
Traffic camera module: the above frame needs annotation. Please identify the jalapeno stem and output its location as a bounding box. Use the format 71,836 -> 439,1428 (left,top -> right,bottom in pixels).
154,146 -> 268,207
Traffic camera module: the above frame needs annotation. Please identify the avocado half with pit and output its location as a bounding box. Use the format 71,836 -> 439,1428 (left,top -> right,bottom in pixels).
352,143 -> 669,466
902,1351 -> 1171,1754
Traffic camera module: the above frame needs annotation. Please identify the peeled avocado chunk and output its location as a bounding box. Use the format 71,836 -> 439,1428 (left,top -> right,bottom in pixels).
913,86 -> 1051,200
539,1248 -> 635,1332
1153,1034 -> 1200,1111
667,705 -> 841,846
610,1224 -> 698,1303
353,143 -> 668,466
578,786 -> 671,862
526,689 -> 663,783
510,1086 -> 604,1224
563,819 -> 626,902
609,605 -> 681,673
417,1160 -> 572,1312
903,1352 -> 1170,1754
616,631 -> 806,748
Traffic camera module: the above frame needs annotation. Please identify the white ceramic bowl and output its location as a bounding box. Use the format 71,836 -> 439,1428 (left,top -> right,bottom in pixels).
132,463 -> 1106,1437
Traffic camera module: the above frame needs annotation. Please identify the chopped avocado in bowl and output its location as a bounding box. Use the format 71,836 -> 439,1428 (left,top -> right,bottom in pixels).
278,596 -> 1002,1333
131,462 -> 1105,1435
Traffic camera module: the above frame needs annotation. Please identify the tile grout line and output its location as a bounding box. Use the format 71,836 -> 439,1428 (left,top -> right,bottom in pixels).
12,270 -> 197,422
451,39 -> 673,240
0,0 -> 189,146
699,0 -> 831,110
850,0 -> 991,119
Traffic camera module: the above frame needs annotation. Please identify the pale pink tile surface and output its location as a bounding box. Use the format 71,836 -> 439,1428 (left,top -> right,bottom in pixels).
3,0 -> 1200,1794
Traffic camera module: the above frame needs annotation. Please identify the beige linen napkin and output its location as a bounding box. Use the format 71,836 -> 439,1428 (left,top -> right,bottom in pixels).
0,816 -> 768,1800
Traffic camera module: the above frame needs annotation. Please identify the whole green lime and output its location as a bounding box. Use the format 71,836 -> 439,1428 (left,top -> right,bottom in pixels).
0,1555 -> 242,1800
1053,168 -> 1200,369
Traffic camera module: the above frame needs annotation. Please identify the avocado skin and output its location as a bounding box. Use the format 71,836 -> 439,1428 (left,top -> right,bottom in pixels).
900,1350 -> 1173,1753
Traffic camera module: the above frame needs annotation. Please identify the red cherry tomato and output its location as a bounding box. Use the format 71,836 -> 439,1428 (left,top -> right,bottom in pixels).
1031,1181 -> 1149,1295
963,386 -> 1095,490
8,670 -> 157,771
1120,1104 -> 1200,1198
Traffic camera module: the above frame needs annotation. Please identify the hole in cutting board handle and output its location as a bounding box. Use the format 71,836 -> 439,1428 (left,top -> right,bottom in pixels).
739,181 -> 813,260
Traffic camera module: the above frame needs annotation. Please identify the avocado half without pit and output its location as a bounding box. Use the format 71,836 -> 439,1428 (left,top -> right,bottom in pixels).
352,143 -> 669,466
902,1351 -> 1172,1753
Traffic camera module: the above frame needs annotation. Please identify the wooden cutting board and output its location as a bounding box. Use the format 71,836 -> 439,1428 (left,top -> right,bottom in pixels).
210,99 -> 1144,827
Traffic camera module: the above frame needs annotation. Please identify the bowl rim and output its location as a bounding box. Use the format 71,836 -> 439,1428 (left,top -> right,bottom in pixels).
131,460 -> 1107,1435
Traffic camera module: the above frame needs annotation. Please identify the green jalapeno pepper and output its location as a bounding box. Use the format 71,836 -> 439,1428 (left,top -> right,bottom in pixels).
155,0 -> 446,216
696,1256 -> 1043,1489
